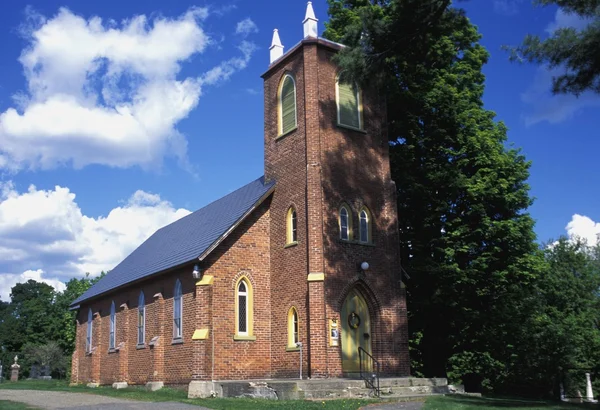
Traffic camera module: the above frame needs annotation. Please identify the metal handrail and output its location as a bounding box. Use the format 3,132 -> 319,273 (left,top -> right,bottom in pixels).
358,347 -> 380,397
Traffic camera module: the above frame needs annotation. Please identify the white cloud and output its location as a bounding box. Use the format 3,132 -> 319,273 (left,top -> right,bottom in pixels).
0,269 -> 66,301
521,9 -> 600,125
235,18 -> 258,37
0,181 -> 191,300
565,214 -> 600,246
200,41 -> 257,86
0,7 -> 256,171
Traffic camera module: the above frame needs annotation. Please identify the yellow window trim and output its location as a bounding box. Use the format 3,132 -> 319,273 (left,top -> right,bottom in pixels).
234,276 -> 254,338
192,329 -> 210,340
277,74 -> 297,136
335,72 -> 364,131
196,275 -> 214,286
233,335 -> 257,341
307,272 -> 325,282
287,307 -> 299,348
286,206 -> 297,245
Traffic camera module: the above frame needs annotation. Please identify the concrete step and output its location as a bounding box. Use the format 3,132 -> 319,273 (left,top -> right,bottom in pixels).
378,377 -> 448,388
195,378 -> 459,400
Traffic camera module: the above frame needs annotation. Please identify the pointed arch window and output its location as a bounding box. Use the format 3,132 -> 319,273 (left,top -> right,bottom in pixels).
339,204 -> 352,241
86,308 -> 93,353
286,207 -> 298,245
336,73 -> 362,130
138,291 -> 145,346
359,207 -> 372,244
173,279 -> 183,339
287,307 -> 299,349
109,301 -> 116,350
235,277 -> 254,339
279,74 -> 297,135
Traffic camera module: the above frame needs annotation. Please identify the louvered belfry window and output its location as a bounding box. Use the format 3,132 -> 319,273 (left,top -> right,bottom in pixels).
280,75 -> 297,135
337,75 -> 361,129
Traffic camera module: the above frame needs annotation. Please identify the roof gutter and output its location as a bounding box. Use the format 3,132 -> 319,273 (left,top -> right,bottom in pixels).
198,184 -> 275,262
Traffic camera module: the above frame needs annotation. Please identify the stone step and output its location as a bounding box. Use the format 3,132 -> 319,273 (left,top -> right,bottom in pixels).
299,384 -> 459,399
377,377 -> 448,388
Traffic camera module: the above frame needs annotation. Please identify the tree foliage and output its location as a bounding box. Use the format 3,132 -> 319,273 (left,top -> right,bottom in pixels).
325,0 -> 543,392
0,273 -> 102,378
509,0 -> 600,95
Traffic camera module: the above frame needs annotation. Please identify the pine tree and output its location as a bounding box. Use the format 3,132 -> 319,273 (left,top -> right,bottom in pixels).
325,0 -> 543,390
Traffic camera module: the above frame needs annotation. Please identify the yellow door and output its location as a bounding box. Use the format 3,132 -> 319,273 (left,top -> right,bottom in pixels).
341,288 -> 372,373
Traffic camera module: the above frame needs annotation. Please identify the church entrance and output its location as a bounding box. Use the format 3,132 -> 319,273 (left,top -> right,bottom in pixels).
341,288 -> 372,374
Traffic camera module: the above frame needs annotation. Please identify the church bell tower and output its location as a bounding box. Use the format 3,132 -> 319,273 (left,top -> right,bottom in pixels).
263,2 -> 409,378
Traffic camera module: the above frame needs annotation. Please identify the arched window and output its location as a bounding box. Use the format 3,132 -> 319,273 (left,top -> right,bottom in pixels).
339,204 -> 352,241
235,277 -> 253,338
287,307 -> 299,348
173,279 -> 183,339
109,301 -> 116,350
137,291 -> 145,345
286,207 -> 298,245
86,308 -> 93,353
359,207 -> 372,244
336,73 -> 362,130
279,74 -> 297,135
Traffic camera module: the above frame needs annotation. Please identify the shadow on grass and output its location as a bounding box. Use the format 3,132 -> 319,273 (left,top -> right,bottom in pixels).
425,395 -> 599,409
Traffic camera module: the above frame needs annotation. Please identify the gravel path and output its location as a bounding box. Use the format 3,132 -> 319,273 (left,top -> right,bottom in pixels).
0,390 -> 208,410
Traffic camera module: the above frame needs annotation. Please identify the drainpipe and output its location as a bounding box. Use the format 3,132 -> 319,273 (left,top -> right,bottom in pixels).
296,342 -> 303,380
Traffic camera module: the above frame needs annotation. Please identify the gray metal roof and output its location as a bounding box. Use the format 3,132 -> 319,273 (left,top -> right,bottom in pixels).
71,176 -> 274,307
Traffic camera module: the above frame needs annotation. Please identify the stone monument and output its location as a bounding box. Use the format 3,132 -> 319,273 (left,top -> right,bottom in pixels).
10,356 -> 20,382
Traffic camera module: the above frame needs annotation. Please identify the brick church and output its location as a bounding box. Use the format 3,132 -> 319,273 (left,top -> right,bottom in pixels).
69,2 -> 409,395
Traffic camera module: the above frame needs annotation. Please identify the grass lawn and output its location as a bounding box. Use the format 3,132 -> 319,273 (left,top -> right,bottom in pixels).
0,401 -> 39,410
3,380 -> 600,409
423,395 -> 600,410
0,380 -> 376,409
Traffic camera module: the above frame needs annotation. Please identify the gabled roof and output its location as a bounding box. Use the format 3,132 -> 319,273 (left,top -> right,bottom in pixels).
70,176 -> 275,308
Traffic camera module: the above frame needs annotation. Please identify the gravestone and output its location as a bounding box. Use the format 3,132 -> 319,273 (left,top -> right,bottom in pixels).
10,356 -> 20,382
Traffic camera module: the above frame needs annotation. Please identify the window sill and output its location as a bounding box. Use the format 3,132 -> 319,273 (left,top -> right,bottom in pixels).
275,127 -> 298,141
337,238 -> 375,247
108,348 -> 118,354
171,338 -> 184,345
284,241 -> 298,249
285,346 -> 300,352
136,344 -> 146,350
233,335 -> 257,341
336,123 -> 366,134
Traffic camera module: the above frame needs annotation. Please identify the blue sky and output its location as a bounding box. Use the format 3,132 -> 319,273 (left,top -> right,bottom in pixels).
0,0 -> 598,299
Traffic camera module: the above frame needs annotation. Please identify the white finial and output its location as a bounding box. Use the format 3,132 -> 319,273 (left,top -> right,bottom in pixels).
270,29 -> 284,64
303,2 -> 318,38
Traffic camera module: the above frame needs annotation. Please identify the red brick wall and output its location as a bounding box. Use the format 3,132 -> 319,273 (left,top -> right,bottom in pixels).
73,200 -> 272,385
263,39 -> 409,378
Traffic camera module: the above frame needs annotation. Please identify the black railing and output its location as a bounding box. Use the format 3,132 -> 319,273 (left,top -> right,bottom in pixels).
358,347 -> 380,397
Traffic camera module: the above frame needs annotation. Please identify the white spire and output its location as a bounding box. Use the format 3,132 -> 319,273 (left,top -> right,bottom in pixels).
303,1 -> 318,38
270,29 -> 284,64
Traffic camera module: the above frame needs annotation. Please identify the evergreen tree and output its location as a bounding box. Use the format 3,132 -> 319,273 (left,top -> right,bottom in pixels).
325,0 -> 542,391
509,0 -> 600,95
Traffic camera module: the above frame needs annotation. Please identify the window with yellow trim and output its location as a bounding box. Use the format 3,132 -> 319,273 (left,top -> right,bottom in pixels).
287,307 -> 299,348
286,207 -> 298,245
336,73 -> 362,130
278,74 -> 297,135
339,204 -> 352,241
359,206 -> 372,244
235,277 -> 253,337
